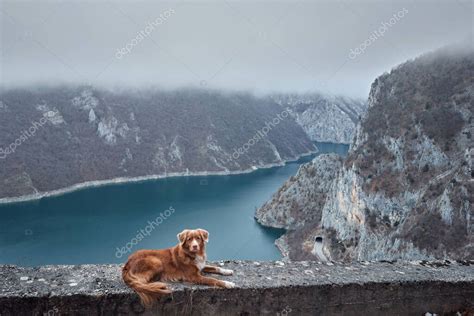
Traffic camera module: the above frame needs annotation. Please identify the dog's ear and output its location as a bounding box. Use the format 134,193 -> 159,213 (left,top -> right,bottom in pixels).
177,229 -> 189,244
197,229 -> 209,243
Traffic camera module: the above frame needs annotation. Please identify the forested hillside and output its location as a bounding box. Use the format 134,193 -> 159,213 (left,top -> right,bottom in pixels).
0,88 -> 315,200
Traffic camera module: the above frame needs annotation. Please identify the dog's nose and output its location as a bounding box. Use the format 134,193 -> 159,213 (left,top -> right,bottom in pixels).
192,245 -> 198,250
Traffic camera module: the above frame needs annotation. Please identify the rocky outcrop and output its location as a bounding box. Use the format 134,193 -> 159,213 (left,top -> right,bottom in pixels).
256,154 -> 343,259
0,88 -> 316,200
272,93 -> 367,144
1,261 -> 473,315
256,154 -> 343,229
257,44 -> 474,262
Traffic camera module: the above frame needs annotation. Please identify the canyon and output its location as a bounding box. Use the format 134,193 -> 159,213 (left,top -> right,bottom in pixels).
256,44 -> 474,262
0,88 -> 365,201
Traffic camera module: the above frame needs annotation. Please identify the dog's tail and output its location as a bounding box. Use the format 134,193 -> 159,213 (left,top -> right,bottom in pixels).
122,263 -> 172,307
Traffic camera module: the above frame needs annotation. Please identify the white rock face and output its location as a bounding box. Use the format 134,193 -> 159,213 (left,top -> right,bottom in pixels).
272,94 -> 367,144
150,136 -> 187,172
35,103 -> 65,125
438,188 -> 453,225
256,154 -> 343,229
204,135 -> 233,171
97,117 -> 129,145
295,103 -> 355,144
413,134 -> 449,169
152,145 -> 168,172
257,46 -> 473,262
88,109 -> 96,123
319,166 -> 432,261
168,136 -> 184,166
258,133 -> 469,261
43,111 -> 64,126
266,140 -> 282,162
72,89 -> 99,110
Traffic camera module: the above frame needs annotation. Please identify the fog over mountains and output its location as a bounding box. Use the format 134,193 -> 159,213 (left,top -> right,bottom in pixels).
0,86 -> 367,201
1,0 -> 471,97
0,88 -> 313,200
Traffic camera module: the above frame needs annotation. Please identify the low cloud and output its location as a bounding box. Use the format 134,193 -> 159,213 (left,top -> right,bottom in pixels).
1,0 -> 471,98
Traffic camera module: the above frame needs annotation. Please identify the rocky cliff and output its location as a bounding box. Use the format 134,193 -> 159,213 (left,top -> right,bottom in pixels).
0,88 -> 316,200
256,44 -> 473,262
272,93 -> 367,144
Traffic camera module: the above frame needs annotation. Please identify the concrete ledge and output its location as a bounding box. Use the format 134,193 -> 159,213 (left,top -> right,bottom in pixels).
0,260 -> 473,315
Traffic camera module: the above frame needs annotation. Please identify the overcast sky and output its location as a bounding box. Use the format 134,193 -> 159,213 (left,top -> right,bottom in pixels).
0,0 -> 472,98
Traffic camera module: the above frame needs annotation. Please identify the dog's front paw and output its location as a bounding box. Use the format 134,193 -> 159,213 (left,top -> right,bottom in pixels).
219,268 -> 234,276
223,281 -> 235,288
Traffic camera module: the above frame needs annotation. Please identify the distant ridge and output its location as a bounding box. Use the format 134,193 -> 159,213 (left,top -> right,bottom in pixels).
0,88 -> 316,200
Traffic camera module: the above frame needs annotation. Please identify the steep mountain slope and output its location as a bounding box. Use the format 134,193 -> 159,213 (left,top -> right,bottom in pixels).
272,93 -> 367,144
0,88 -> 316,200
256,44 -> 473,261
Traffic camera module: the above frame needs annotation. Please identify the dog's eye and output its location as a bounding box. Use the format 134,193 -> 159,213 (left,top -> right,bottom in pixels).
196,237 -> 201,240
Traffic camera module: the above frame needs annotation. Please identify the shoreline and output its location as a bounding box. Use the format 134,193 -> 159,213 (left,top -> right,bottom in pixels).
0,149 -> 318,205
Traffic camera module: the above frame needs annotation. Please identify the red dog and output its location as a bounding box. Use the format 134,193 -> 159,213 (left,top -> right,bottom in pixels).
122,228 -> 235,306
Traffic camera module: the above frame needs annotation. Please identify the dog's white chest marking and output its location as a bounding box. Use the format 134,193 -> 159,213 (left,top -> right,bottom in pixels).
195,256 -> 206,271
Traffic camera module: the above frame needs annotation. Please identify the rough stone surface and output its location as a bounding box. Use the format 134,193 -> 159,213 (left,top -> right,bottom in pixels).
256,154 -> 343,230
0,261 -> 473,315
255,154 -> 344,260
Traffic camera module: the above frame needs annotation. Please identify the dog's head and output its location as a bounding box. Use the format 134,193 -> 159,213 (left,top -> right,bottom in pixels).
177,228 -> 209,254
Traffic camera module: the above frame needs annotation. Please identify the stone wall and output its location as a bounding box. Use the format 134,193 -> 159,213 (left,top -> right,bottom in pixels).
0,260 -> 473,315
